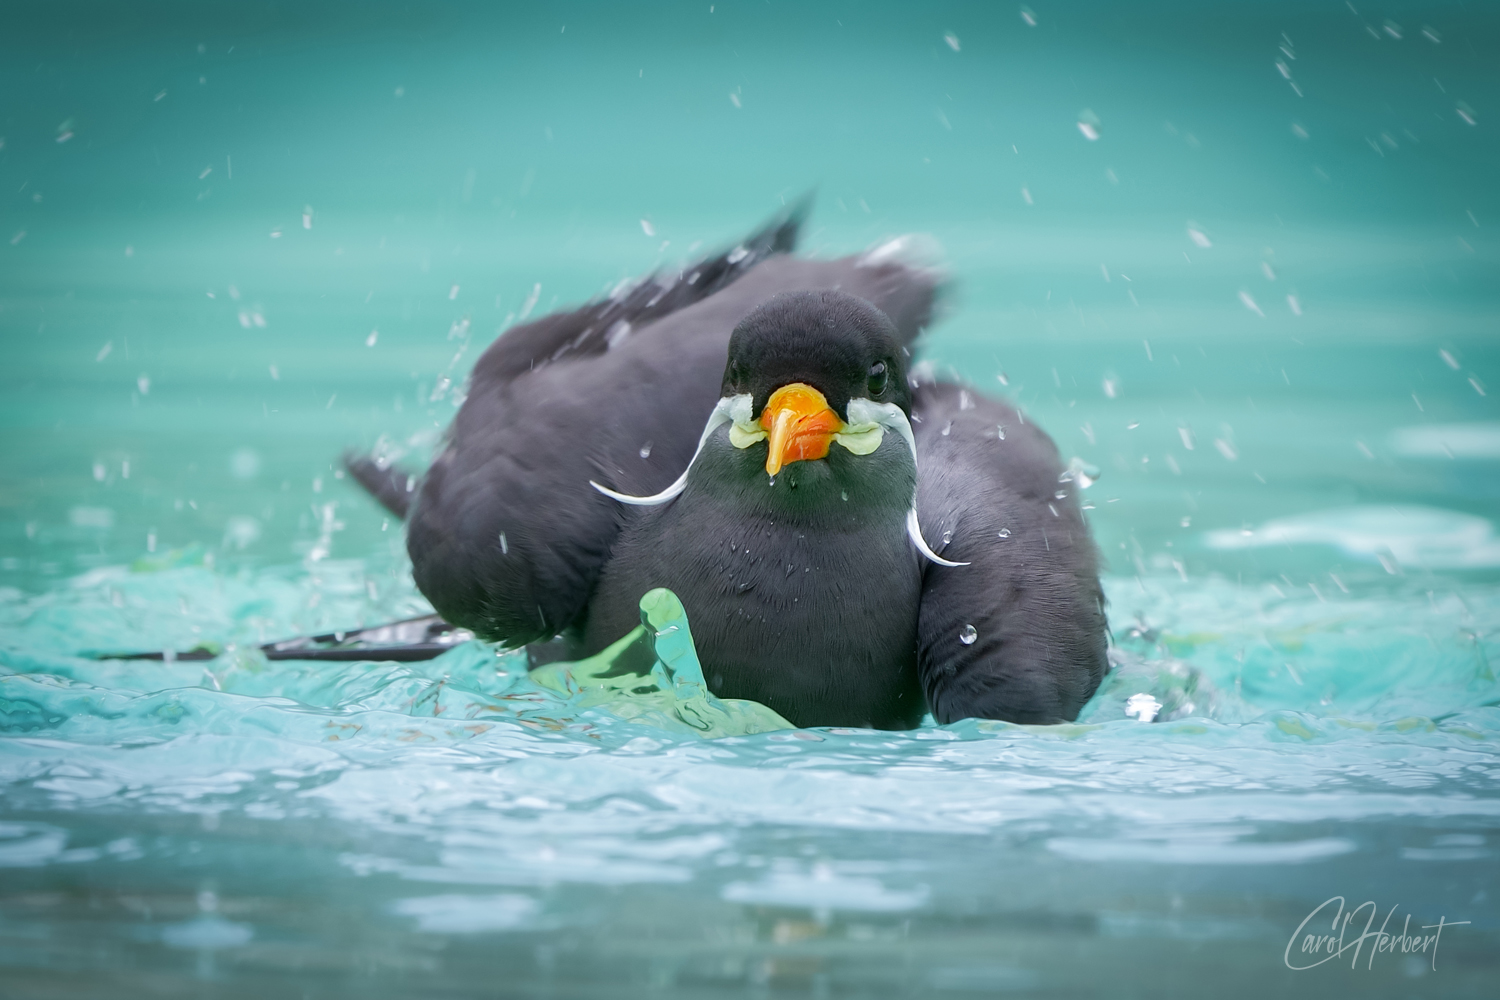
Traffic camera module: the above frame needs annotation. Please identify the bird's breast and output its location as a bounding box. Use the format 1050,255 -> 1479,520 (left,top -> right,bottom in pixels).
588,503 -> 926,729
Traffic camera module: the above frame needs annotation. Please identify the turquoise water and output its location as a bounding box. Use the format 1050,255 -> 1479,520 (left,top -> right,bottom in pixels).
3,2 -> 1498,995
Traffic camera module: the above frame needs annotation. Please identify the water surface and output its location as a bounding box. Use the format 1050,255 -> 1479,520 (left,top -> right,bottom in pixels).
2,2 -> 1497,996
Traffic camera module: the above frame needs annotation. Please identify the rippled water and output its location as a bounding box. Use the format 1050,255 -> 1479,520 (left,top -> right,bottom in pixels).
3,2 -> 1498,996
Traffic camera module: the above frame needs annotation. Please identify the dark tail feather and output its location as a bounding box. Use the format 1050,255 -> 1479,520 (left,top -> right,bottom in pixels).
88,615 -> 473,664
344,451 -> 419,519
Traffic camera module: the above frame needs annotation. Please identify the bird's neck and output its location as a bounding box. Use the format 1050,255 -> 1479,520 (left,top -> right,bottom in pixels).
684,432 -> 916,530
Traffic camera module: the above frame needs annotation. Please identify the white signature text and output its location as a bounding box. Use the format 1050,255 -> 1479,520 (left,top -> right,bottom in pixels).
1285,896 -> 1468,972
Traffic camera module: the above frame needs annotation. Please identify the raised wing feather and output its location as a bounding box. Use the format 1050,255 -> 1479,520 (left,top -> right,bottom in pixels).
471,198 -> 808,387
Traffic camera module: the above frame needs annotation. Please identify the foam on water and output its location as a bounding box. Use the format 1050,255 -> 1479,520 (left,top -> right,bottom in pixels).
2,557 -> 1495,850
2,542 -> 1497,994
1390,423 -> 1500,461
1204,505 -> 1500,570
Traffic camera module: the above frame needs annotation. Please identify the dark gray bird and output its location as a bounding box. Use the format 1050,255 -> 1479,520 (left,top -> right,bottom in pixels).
348,205 -> 1107,729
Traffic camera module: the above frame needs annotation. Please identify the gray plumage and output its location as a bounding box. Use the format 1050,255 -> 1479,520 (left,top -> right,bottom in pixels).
582,291 -> 928,728
406,208 -> 934,648
910,382 -> 1107,724
352,206 -> 1107,728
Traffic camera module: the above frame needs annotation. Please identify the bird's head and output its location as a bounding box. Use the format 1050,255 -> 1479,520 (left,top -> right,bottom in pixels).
720,290 -> 912,476
591,290 -> 964,567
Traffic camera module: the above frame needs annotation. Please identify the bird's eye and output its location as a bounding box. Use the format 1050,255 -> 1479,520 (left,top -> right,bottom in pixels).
867,361 -> 888,396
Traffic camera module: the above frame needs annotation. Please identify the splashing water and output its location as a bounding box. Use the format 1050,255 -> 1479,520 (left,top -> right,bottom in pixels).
3,1 -> 1499,993
3,559 -> 1496,999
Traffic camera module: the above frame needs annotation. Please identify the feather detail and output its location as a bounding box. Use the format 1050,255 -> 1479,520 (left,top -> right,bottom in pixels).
590,394 -> 753,505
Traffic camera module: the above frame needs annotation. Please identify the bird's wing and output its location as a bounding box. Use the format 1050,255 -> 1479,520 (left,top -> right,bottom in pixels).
88,615 -> 472,664
469,197 -> 810,387
405,223 -> 944,647
341,202 -> 810,519
911,382 -> 1108,724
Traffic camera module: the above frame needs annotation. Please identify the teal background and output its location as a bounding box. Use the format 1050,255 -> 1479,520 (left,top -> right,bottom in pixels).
1,2 -> 1497,997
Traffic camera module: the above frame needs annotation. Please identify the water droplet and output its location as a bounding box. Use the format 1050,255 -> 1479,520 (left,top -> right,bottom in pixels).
639,441 -> 653,459
959,624 -> 977,645
1065,458 -> 1099,488
959,390 -> 974,410
997,528 -> 1011,538
1124,692 -> 1161,722
365,329 -> 378,347
499,531 -> 508,554
941,529 -> 953,544
1076,109 -> 1101,141
941,421 -> 952,436
519,283 -> 541,320
996,424 -> 1006,440
841,490 -> 848,501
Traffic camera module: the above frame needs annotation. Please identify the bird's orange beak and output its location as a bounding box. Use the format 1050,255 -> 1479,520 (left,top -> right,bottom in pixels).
760,383 -> 844,475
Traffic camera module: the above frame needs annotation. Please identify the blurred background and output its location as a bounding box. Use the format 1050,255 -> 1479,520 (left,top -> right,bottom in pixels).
3,0 -> 1494,588
1,2 -> 1497,997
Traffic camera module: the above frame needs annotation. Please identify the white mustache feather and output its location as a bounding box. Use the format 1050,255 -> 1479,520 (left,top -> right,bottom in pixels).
591,393 -> 967,569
